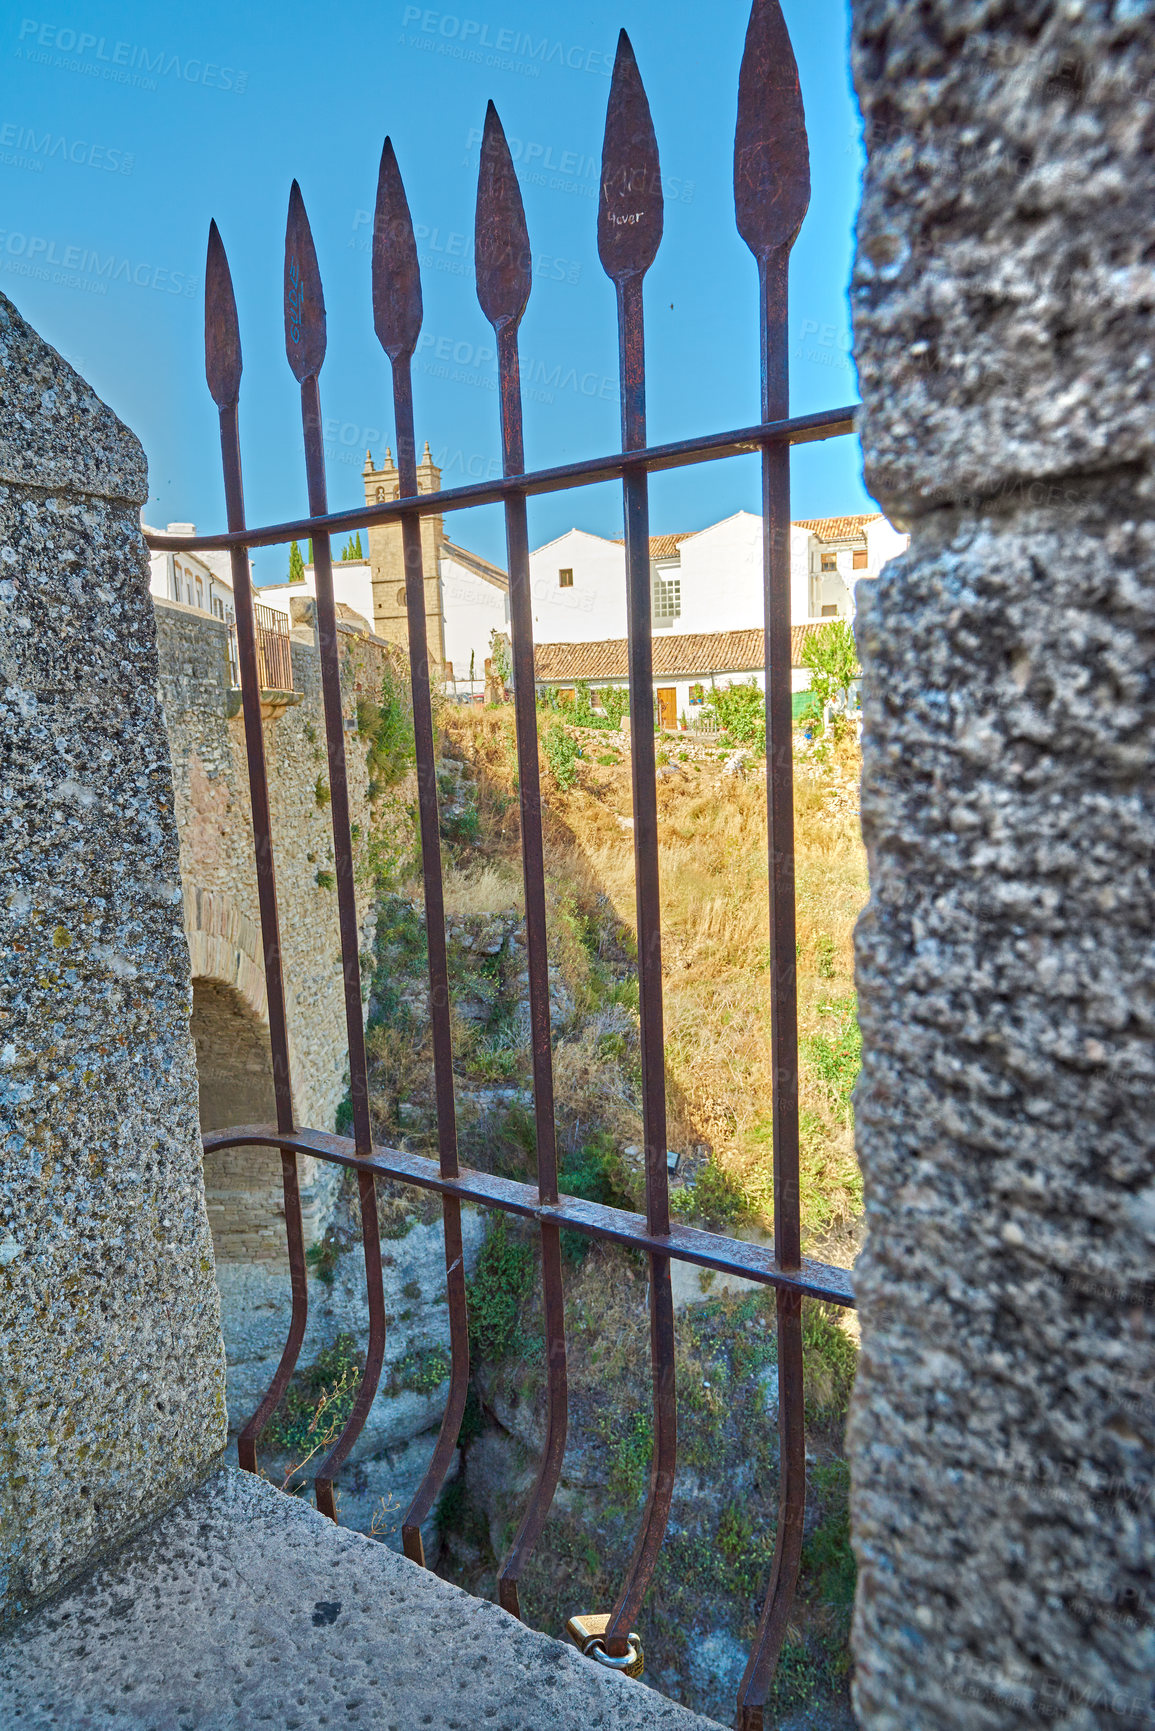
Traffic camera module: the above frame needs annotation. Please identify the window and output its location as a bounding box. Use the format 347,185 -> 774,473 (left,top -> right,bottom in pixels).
852,548 -> 868,570
820,553 -> 837,573
688,682 -> 705,706
652,575 -> 681,621
396,586 -> 407,607
558,568 -> 574,588
821,603 -> 838,617
195,578 -> 204,609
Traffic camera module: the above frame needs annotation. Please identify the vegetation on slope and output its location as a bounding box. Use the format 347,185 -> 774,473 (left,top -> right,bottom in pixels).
347,700 -> 867,1724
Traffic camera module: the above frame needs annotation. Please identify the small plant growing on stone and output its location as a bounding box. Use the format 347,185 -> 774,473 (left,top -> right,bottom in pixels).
315,868 -> 336,891
315,774 -> 331,808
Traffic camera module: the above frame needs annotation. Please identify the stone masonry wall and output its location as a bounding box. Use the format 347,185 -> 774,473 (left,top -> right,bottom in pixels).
848,8 -> 1155,1729
154,598 -> 401,1261
0,292 -> 226,1621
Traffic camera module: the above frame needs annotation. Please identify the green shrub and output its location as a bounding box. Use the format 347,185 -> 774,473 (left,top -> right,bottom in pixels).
314,774 -> 331,808
390,1344 -> 451,1395
305,1233 -> 339,1285
261,1333 -> 361,1463
670,1154 -> 748,1229
467,1214 -> 534,1362
315,868 -> 336,891
599,686 -> 629,729
801,996 -> 861,1123
358,660 -> 414,794
707,680 -> 766,752
544,724 -> 580,790
804,1460 -> 856,1606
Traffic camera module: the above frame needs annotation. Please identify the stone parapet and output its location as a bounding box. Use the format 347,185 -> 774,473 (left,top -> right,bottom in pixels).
848,8 -> 1155,1726
0,291 -> 225,1622
0,1467 -> 726,1731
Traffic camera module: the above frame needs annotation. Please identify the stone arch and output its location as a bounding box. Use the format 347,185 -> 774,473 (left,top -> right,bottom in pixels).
185,889 -> 286,1262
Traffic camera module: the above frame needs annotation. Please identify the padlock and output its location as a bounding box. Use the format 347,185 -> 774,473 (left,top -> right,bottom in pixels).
565,1612 -> 644,1679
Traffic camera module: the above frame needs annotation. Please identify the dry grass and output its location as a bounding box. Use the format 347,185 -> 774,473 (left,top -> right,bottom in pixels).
439,708 -> 868,1248
441,862 -> 524,919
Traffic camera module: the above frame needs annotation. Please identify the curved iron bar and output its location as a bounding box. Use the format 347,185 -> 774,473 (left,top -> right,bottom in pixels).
281,182 -> 387,1520
594,30 -> 678,1660
732,1 -> 812,1722
473,101 -> 570,1619
371,138 -> 471,1564
204,220 -> 310,1475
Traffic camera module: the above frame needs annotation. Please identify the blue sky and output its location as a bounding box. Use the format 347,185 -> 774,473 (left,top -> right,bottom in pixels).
3,0 -> 866,581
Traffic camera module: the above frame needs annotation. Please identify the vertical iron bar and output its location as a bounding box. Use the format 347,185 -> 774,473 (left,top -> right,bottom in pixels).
292,372 -> 387,1521
217,398 -> 310,1475
492,318 -> 569,1619
389,356 -> 471,1564
604,268 -> 677,1657
734,244 -> 805,1731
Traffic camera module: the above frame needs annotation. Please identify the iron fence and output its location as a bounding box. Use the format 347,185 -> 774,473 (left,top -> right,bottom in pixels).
150,3 -> 859,1724
228,603 -> 294,693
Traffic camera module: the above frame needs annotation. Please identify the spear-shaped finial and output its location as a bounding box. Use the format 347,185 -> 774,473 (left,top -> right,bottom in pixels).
598,29 -> 663,285
284,179 -> 327,383
372,137 -> 423,362
734,0 -> 810,260
204,220 -> 241,410
475,100 -> 532,334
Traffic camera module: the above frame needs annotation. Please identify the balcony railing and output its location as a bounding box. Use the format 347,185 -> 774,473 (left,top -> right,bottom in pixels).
228,601 -> 293,693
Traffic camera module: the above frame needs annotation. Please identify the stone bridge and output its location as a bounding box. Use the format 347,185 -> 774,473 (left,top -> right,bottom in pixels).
153,596 -> 394,1261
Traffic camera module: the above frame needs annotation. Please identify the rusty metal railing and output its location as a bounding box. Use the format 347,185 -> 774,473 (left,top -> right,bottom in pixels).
151,4 -> 857,1724
227,603 -> 294,694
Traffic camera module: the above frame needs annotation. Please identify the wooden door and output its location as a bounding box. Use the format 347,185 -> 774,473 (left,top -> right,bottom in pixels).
657,687 -> 677,730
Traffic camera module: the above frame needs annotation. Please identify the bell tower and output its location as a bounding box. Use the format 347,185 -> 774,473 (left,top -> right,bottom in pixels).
363,441 -> 445,670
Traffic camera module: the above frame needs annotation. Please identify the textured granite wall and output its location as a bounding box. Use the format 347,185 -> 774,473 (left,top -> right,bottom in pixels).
848,7 -> 1155,1728
152,600 -> 399,1260
0,292 -> 227,1621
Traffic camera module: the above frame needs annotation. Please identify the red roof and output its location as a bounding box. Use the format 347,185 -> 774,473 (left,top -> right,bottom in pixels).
535,623 -> 829,682
792,513 -> 881,542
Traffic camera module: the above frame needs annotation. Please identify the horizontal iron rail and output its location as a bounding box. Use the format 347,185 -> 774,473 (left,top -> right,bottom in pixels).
144,405 -> 857,554
203,1123 -> 855,1308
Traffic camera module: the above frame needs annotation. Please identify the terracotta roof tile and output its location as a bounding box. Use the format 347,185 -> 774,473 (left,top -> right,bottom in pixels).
535,623 -> 832,683
792,513 -> 882,542
608,533 -> 692,560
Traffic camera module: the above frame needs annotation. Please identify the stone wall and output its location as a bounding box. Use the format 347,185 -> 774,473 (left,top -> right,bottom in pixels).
848,8 -> 1155,1728
153,596 -> 403,1260
0,291 -> 226,1621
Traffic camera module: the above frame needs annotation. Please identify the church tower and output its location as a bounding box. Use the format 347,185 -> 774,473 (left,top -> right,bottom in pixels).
363,441 -> 446,670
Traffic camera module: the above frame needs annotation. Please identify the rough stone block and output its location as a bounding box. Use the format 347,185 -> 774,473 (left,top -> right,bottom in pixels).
0,292 -> 225,1620
851,2 -> 1155,516
848,498 -> 1155,1726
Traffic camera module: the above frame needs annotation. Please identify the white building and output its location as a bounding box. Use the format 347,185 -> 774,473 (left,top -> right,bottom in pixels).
258,557 -> 376,637
528,511 -> 908,645
256,539 -> 509,700
146,522 -> 236,622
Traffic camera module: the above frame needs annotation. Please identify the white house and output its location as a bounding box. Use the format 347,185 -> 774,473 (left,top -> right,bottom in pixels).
438,539 -> 510,696
528,511 -> 907,646
258,557 -> 376,637
146,522 -> 236,622
528,510 -> 907,727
